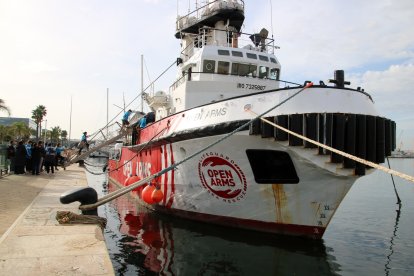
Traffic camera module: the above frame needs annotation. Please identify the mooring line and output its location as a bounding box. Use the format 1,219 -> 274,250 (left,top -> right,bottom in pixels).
245,109 -> 414,183
386,157 -> 402,206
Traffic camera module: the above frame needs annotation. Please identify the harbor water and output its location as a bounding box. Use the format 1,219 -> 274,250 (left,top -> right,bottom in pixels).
85,158 -> 414,275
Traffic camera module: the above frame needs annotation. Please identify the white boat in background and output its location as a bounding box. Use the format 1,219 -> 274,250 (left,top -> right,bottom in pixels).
108,0 -> 396,238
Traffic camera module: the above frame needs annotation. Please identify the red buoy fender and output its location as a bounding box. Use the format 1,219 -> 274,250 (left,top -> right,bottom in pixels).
151,189 -> 163,203
142,185 -> 156,204
128,175 -> 141,185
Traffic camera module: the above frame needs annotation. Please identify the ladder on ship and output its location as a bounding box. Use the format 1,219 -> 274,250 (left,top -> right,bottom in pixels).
67,129 -> 127,165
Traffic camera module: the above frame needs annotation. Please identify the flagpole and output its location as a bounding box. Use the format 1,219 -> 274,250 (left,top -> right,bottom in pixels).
69,95 -> 72,146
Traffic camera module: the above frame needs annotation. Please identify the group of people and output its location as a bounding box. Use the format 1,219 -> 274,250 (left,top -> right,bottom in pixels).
6,140 -> 65,175
122,109 -> 155,145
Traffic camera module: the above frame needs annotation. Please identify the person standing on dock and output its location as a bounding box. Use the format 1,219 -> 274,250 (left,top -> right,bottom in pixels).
44,143 -> 55,174
6,140 -> 15,174
31,141 -> 45,175
14,141 -> 26,174
25,140 -> 33,173
122,109 -> 133,127
55,143 -> 64,170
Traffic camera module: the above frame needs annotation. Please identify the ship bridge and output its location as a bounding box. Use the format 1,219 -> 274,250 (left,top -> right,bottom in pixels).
168,43 -> 282,113
148,0 -> 282,118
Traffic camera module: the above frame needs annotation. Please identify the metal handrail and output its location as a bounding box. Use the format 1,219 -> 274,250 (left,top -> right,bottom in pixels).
177,0 -> 245,30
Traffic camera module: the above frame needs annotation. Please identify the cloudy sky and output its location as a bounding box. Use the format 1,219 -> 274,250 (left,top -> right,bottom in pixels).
1,0 -> 413,149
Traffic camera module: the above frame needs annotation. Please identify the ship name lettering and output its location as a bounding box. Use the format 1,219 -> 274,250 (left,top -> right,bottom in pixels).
191,107 -> 227,121
123,161 -> 132,176
204,107 -> 227,119
136,161 -> 152,178
207,169 -> 235,186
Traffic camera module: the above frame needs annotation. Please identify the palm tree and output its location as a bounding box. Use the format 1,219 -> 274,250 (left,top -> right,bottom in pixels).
10,122 -> 31,141
31,105 -> 47,140
50,126 -> 62,144
61,130 -> 68,146
0,99 -> 10,116
0,125 -> 11,143
61,130 -> 68,140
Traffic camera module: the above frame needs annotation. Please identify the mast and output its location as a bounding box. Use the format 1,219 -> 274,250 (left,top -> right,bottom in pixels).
69,95 -> 72,146
106,88 -> 109,137
141,54 -> 144,112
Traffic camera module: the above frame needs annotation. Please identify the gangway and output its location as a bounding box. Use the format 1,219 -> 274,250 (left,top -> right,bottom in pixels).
67,129 -> 127,165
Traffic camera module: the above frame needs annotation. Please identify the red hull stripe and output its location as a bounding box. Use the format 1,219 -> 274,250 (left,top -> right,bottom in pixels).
167,143 -> 175,208
163,145 -> 168,205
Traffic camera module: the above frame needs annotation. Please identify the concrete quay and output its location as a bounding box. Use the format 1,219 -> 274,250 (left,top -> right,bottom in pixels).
0,166 -> 114,275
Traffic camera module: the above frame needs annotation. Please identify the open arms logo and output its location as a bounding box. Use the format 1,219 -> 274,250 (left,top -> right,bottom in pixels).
198,153 -> 247,203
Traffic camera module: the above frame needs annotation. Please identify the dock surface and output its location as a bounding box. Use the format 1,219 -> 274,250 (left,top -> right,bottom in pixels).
0,166 -> 114,275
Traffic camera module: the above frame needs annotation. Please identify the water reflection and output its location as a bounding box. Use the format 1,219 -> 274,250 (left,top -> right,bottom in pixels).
103,181 -> 340,276
384,203 -> 402,276
85,157 -> 414,275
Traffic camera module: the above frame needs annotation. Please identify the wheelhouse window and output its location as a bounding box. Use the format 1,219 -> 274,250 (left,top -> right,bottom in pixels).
218,49 -> 230,56
246,53 -> 257,59
232,63 -> 257,77
259,55 -> 269,62
270,57 -> 277,64
217,61 -> 230,74
259,66 -> 269,79
232,51 -> 243,57
270,68 -> 280,80
203,60 -> 216,73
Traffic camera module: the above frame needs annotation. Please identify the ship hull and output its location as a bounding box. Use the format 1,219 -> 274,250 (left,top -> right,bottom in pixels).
107,86 -> 389,238
109,133 -> 357,239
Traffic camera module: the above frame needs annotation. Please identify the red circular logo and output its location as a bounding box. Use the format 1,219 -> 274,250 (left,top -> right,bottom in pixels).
198,153 -> 247,202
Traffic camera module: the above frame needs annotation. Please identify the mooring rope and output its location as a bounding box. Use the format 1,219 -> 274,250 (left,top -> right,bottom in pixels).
245,109 -> 414,183
79,83 -> 314,210
386,157 -> 402,205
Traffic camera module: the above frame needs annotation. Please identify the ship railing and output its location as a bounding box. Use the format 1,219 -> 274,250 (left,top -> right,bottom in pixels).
180,28 -> 277,63
170,74 -> 186,92
235,31 -> 277,54
176,0 -> 245,32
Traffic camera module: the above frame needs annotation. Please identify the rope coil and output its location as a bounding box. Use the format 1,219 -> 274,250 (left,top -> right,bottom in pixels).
56,211 -> 107,229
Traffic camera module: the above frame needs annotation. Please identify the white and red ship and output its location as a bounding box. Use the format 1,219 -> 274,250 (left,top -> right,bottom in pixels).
108,0 -> 396,238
